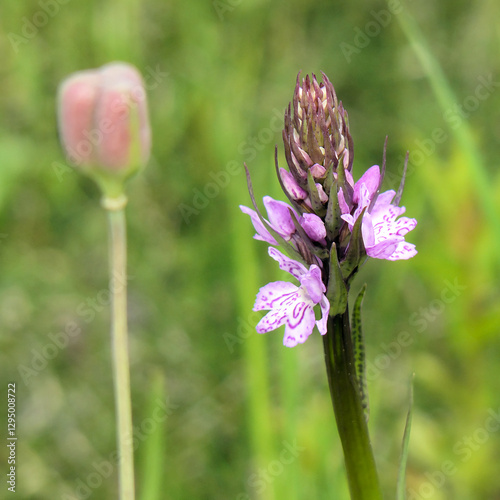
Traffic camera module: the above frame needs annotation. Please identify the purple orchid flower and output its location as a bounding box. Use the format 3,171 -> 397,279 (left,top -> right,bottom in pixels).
253,247 -> 330,347
240,196 -> 326,246
340,165 -> 417,260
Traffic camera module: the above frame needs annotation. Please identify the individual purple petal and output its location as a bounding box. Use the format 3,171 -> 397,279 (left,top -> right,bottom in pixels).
299,265 -> 325,303
342,183 -> 372,233
366,238 -> 402,259
337,187 -> 350,215
345,169 -> 354,188
315,183 -> 329,203
310,163 -> 326,178
279,168 -> 307,200
256,307 -> 289,333
360,212 -> 375,248
341,213 -> 356,227
268,247 -> 308,280
300,213 -> 327,242
297,147 -> 313,167
253,281 -> 299,311
389,216 -> 417,237
316,296 -> 330,335
283,302 -> 316,347
377,204 -> 405,223
353,165 -> 380,203
357,183 -> 372,210
370,189 -> 395,212
287,298 -> 314,330
255,286 -> 300,334
263,196 -> 296,239
386,242 -> 417,261
283,331 -> 299,347
302,197 -> 313,211
239,205 -> 278,245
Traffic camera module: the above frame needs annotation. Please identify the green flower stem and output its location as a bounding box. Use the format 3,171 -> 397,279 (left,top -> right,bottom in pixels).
323,310 -> 383,500
106,201 -> 135,500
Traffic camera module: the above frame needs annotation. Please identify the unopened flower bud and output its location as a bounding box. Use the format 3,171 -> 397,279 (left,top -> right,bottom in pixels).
57,62 -> 151,199
279,167 -> 307,201
310,163 -> 327,179
280,73 -> 353,218
315,183 -> 328,203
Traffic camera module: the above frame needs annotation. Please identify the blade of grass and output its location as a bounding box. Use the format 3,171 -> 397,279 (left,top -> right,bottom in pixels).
229,199 -> 276,500
213,42 -> 278,499
396,378 -> 414,500
225,134 -> 276,500
139,370 -> 167,500
395,7 -> 500,235
277,346 -> 300,500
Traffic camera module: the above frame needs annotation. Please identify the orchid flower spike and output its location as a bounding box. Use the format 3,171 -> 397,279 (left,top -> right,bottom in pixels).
241,71 -> 417,348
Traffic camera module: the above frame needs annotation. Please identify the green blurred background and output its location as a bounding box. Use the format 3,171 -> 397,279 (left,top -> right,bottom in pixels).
1,1 -> 500,499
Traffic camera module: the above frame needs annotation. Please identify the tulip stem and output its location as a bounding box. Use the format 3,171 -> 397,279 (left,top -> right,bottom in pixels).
323,310 -> 383,500
106,200 -> 135,500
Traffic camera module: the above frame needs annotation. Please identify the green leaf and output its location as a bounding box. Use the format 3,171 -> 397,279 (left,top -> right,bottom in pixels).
336,150 -> 347,189
396,377 -> 414,500
396,9 -> 500,247
307,169 -> 327,216
339,206 -> 366,280
352,284 -> 369,421
326,243 -> 348,316
325,178 -> 342,240
323,162 -> 335,194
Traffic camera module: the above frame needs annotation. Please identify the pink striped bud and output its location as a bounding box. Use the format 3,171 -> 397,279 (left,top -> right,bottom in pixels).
57,62 -> 151,194
279,167 -> 307,201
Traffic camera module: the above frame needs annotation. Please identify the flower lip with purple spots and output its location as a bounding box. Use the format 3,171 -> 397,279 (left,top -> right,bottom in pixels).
340,166 -> 417,261
253,247 -> 330,347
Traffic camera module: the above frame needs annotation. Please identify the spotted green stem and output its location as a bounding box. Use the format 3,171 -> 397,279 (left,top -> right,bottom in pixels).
323,310 -> 383,500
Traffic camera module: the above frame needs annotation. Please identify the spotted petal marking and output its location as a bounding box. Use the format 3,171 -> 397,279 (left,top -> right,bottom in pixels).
341,167 -> 417,262
268,247 -> 308,280
283,300 -> 316,347
252,248 -> 331,347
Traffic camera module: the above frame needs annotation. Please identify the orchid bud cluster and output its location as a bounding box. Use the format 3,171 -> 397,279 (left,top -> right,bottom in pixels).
240,73 -> 417,347
280,73 -> 353,219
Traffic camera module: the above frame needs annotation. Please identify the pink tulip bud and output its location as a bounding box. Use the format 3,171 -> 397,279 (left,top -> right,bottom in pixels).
57,62 -> 151,187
